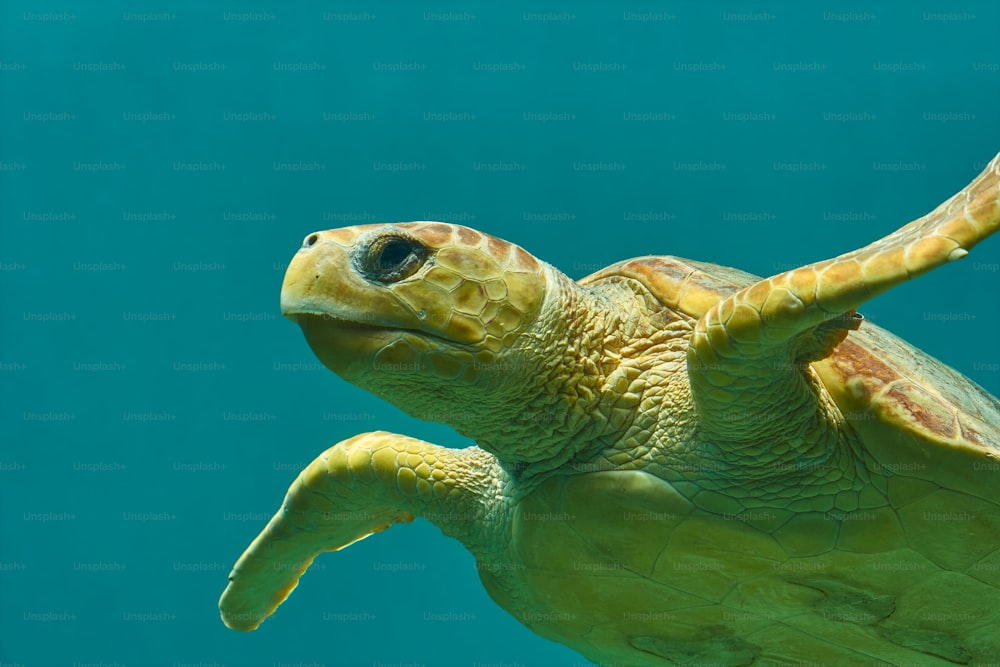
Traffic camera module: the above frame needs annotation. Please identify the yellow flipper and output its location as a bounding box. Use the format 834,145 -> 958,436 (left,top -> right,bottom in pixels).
219,431 -> 501,631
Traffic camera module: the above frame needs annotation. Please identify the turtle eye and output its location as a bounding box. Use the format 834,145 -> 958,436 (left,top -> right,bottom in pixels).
358,234 -> 428,283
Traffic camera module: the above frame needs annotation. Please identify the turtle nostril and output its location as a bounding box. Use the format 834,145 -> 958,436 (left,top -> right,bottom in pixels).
303,233 -> 320,248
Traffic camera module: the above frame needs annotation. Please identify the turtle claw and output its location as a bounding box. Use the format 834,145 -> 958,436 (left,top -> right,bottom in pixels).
827,310 -> 864,331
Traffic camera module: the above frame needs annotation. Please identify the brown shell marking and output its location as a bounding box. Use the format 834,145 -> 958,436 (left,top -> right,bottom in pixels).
580,255 -> 759,319
825,339 -> 959,441
815,321 -> 1000,458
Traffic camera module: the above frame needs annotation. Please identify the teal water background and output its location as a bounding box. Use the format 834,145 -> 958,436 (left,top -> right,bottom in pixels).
2,2 -> 999,666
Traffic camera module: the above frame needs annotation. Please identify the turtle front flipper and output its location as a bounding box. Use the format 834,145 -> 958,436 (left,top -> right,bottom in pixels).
219,431 -> 504,631
688,154 -> 1000,465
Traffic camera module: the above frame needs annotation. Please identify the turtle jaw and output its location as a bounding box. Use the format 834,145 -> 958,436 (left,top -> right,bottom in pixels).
280,252 -> 469,381
290,313 -> 409,379
280,262 -> 480,385
289,309 -> 483,382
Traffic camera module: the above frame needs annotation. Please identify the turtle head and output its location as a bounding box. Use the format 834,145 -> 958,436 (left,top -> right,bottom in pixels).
281,222 -> 562,452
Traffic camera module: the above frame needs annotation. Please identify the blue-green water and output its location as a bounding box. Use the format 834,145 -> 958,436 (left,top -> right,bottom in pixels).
1,2 -> 999,666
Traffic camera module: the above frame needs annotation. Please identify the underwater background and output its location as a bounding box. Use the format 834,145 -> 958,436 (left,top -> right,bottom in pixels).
1,2 -> 999,666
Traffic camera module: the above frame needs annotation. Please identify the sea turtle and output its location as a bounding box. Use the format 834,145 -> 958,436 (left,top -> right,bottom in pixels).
220,154 -> 1000,666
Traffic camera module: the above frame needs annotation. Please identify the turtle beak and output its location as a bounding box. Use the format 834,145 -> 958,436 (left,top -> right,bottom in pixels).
280,230 -> 348,322
279,232 -> 326,322
280,229 -> 416,326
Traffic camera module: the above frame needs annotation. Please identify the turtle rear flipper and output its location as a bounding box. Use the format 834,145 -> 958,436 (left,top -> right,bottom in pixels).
687,154 -> 1000,465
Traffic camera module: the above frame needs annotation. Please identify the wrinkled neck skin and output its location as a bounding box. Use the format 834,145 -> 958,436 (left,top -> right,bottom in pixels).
455,265 -> 696,485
